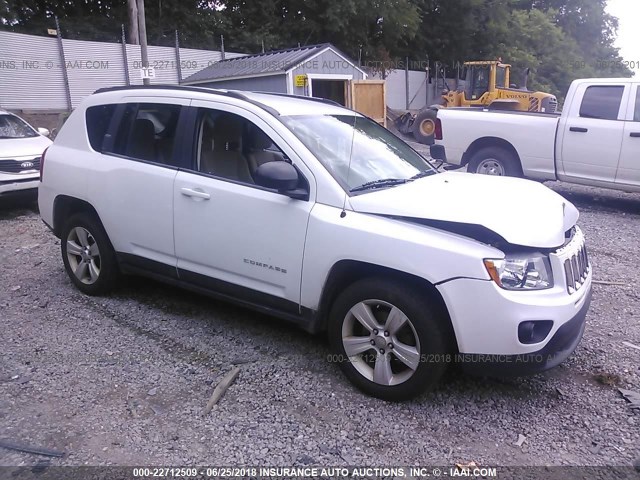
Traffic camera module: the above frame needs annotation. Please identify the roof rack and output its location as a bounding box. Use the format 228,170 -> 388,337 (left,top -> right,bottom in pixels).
252,91 -> 343,107
92,84 -> 280,117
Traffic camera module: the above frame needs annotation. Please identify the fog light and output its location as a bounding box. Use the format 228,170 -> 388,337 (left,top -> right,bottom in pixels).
518,320 -> 554,344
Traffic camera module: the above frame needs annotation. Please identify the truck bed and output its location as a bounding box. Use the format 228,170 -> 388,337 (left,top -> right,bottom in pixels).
435,107 -> 561,181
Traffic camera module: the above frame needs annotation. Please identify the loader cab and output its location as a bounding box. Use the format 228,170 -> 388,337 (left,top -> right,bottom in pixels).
463,62 -> 511,102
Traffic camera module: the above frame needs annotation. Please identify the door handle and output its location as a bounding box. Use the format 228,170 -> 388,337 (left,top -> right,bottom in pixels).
569,127 -> 588,133
630,132 -> 640,138
180,187 -> 210,200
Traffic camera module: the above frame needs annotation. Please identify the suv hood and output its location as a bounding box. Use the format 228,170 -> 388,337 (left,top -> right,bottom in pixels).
348,172 -> 578,249
0,135 -> 52,159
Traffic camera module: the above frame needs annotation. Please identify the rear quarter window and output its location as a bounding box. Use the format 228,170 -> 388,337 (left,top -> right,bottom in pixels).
86,104 -> 116,151
579,85 -> 624,121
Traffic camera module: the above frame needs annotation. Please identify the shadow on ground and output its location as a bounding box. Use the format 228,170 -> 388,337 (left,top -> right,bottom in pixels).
0,190 -> 38,219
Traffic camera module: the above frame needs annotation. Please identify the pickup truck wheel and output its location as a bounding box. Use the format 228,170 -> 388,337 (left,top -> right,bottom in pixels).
61,213 -> 119,295
412,109 -> 437,145
468,147 -> 522,177
328,278 -> 449,401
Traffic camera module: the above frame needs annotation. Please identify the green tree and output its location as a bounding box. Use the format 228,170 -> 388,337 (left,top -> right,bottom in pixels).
1,0 -> 632,96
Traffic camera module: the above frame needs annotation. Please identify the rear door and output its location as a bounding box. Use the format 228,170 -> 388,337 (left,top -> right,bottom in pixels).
558,83 -> 629,184
89,98 -> 190,271
615,83 -> 640,189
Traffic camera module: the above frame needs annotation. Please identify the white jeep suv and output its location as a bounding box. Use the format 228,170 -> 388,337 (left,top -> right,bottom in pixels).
38,86 -> 592,400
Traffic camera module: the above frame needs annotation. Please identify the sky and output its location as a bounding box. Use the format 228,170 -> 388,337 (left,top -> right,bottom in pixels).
606,0 -> 640,78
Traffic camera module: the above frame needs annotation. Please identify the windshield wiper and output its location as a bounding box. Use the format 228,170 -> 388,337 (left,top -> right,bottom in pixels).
350,178 -> 408,192
410,170 -> 436,180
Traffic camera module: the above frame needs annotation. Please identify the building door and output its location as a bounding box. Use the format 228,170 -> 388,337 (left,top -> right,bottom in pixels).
311,79 -> 347,105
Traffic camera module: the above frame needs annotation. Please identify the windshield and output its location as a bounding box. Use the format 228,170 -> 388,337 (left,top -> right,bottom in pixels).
0,115 -> 38,139
281,114 -> 436,193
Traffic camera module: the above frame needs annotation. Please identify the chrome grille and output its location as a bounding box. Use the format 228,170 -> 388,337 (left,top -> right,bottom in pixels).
563,245 -> 589,294
0,157 -> 41,173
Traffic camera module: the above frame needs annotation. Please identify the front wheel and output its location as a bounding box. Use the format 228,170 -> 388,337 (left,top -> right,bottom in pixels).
328,278 -> 451,401
412,108 -> 438,145
467,146 -> 522,177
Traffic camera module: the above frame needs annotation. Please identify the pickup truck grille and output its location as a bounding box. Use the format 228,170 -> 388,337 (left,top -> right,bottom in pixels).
0,158 -> 41,173
564,245 -> 589,294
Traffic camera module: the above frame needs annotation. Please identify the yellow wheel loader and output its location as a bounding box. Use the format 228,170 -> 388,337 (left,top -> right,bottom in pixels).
397,60 -> 558,144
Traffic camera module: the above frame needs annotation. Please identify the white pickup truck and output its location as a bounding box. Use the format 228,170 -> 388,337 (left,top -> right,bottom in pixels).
430,78 -> 640,193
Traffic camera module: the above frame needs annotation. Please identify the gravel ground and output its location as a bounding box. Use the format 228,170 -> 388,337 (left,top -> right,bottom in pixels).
1,180 -> 639,471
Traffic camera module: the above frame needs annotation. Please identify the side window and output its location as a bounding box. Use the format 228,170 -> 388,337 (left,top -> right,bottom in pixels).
86,104 -> 116,152
194,109 -> 287,185
495,66 -> 506,89
579,86 -> 624,120
109,103 -> 181,165
634,88 -> 640,122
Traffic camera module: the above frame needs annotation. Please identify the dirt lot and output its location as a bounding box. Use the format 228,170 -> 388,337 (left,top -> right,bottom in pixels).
1,183 -> 639,471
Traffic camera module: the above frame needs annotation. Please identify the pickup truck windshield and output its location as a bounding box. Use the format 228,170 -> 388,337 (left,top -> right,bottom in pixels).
282,114 -> 435,193
0,114 -> 38,139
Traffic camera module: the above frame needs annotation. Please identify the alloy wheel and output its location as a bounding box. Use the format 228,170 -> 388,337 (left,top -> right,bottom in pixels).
66,226 -> 101,285
341,299 -> 421,386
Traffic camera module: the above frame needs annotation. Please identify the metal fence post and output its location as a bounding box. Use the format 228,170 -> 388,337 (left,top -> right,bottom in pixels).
175,30 -> 182,83
121,24 -> 131,86
55,16 -> 72,111
405,56 -> 409,109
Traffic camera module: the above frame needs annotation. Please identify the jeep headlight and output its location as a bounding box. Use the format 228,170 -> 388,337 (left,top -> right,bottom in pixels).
484,255 -> 552,290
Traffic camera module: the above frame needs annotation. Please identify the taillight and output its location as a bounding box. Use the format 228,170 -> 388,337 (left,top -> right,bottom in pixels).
40,146 -> 49,182
435,118 -> 443,140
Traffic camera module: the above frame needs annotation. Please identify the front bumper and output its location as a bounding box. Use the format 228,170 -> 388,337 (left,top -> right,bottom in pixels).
436,225 -> 592,376
458,286 -> 591,376
0,178 -> 39,195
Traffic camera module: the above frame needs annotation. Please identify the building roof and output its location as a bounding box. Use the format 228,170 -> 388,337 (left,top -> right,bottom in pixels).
182,43 -> 364,85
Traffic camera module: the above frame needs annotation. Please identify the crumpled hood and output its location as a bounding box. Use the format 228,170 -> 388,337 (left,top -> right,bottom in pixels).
348,172 -> 579,249
0,135 -> 52,159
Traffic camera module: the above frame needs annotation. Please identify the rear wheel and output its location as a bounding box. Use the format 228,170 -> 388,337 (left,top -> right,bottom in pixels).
412,108 -> 438,145
61,213 -> 119,295
328,278 -> 451,401
468,146 -> 522,177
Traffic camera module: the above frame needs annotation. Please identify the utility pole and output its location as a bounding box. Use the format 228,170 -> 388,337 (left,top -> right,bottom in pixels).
137,0 -> 150,85
127,0 -> 139,44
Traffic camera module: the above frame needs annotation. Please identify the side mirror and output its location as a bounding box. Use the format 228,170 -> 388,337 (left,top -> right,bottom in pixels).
37,127 -> 50,137
254,161 -> 308,200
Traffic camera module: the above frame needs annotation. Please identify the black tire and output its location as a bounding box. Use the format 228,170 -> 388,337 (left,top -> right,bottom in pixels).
61,212 -> 119,295
328,277 -> 451,401
467,146 -> 522,177
412,108 -> 438,145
